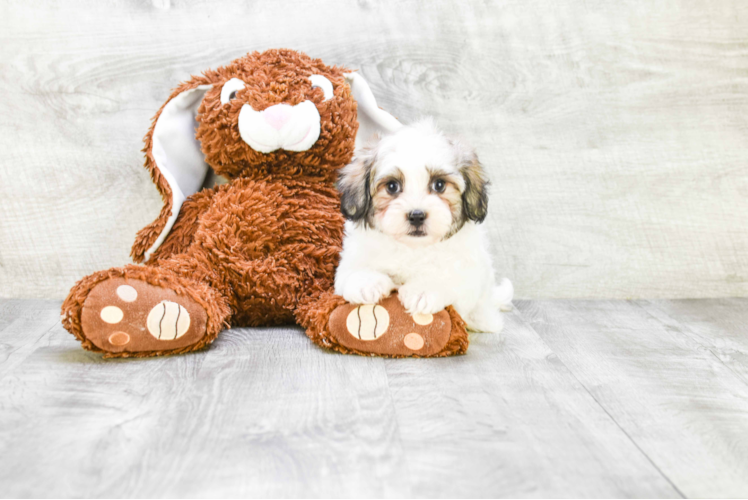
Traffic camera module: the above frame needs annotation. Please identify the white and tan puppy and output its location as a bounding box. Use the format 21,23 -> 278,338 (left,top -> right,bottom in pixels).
335,118 -> 513,333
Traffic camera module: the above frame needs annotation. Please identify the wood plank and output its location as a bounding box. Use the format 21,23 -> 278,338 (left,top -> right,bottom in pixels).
639,298 -> 748,387
0,299 -> 64,380
0,299 -> 681,497
1,0 -> 748,299
0,322 -> 409,497
383,309 -> 679,498
0,299 -> 62,338
516,299 -> 748,498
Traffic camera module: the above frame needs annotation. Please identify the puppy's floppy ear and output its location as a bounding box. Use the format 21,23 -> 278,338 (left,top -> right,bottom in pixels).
337,145 -> 376,223
453,139 -> 490,223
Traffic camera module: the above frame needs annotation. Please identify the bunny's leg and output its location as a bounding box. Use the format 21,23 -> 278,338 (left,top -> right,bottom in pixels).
295,289 -> 470,358
61,259 -> 232,358
140,188 -> 216,264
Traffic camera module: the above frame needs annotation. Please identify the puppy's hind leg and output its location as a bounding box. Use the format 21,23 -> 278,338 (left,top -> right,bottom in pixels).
494,278 -> 514,312
463,279 -> 513,332
463,294 -> 506,333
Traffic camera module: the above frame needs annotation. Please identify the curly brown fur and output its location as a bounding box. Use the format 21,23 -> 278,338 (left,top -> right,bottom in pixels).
196,51 -> 357,182
131,50 -> 356,262
148,187 -> 217,263
62,265 -> 231,358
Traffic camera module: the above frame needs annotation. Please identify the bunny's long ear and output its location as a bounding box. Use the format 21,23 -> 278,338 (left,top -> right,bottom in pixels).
131,82 -> 213,263
344,73 -> 403,151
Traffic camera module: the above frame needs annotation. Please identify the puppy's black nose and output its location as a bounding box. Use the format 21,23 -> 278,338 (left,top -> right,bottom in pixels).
407,210 -> 427,226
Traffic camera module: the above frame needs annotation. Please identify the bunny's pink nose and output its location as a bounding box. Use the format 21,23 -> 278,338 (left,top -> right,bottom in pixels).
263,104 -> 293,130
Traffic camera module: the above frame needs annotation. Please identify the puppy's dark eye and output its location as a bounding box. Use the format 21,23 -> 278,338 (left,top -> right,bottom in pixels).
432,179 -> 446,193
229,90 -> 238,101
386,180 -> 401,195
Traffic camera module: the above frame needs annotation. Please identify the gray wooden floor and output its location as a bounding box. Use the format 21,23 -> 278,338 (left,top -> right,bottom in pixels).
1,299 -> 747,498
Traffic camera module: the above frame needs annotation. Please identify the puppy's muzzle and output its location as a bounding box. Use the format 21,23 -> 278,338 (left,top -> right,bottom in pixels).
238,101 -> 321,153
407,210 -> 427,227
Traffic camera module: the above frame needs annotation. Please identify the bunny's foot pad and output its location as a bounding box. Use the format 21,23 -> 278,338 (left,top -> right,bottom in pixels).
80,278 -> 208,354
328,294 -> 456,357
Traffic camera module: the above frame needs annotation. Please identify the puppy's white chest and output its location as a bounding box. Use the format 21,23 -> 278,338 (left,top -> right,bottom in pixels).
379,246 -> 453,285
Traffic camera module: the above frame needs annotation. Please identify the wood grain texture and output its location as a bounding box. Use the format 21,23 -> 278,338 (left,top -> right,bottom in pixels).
0,298 -> 692,498
0,299 -> 63,379
0,317 -> 408,497
639,298 -> 748,388
1,0 -> 747,299
382,312 -> 679,498
515,298 -> 748,498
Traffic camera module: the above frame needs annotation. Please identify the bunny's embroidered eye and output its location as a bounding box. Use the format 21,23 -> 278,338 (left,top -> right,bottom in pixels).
221,78 -> 246,104
309,75 -> 334,101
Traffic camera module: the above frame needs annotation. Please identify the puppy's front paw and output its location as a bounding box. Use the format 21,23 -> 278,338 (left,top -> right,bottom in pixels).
398,285 -> 449,315
342,271 -> 395,305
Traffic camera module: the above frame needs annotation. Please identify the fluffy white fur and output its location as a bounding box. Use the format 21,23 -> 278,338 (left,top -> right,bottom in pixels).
335,119 -> 513,333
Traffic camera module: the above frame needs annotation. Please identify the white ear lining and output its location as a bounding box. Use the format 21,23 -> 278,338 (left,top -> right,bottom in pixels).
145,84 -> 212,260
344,73 -> 403,152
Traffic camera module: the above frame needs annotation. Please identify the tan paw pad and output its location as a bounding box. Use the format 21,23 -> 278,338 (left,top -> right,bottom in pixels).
412,313 -> 433,325
108,332 -> 130,346
346,304 -> 390,340
100,306 -> 123,324
81,277 -> 209,353
329,294 -> 453,357
146,301 -> 191,341
404,333 -> 425,351
116,285 -> 138,302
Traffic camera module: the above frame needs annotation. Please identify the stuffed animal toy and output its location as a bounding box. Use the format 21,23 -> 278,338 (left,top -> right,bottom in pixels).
61,49 -> 469,358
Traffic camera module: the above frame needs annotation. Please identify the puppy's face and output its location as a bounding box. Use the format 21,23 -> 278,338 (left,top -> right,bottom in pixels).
338,120 -> 489,247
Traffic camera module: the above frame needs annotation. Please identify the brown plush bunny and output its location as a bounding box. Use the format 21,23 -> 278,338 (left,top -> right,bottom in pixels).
61,49 -> 469,358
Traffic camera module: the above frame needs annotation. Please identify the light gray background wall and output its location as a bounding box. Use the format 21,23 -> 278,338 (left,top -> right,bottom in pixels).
1,0 -> 746,299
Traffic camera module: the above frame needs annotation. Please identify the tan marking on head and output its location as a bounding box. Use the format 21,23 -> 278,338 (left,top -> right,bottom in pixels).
338,144 -> 378,222
370,168 -> 404,221
374,169 -> 404,194
451,138 -> 489,223
372,190 -> 394,220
